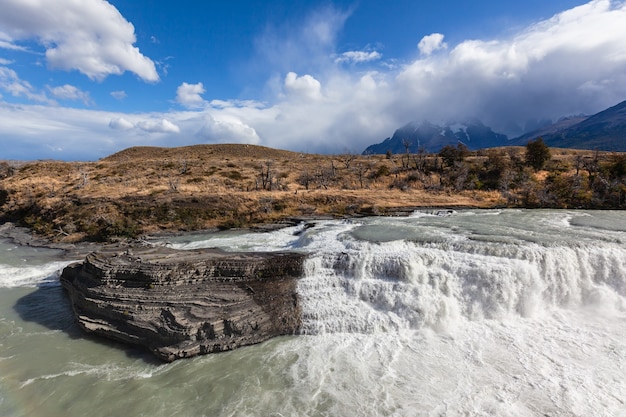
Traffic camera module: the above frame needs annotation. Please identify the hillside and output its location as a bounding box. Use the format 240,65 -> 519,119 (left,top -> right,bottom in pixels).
512,116 -> 589,145
103,144 -> 300,162
1,143 -> 624,242
513,101 -> 626,151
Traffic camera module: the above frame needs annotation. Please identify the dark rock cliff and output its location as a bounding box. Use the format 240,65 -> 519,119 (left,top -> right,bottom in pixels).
60,246 -> 306,362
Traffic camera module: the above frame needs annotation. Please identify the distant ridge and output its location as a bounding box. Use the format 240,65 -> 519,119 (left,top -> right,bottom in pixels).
365,100 -> 626,154
363,120 -> 507,155
512,100 -> 626,151
102,144 -> 301,162
512,116 -> 589,144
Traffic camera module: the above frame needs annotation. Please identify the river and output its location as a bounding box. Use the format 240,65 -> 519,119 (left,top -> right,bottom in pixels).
1,209 -> 625,416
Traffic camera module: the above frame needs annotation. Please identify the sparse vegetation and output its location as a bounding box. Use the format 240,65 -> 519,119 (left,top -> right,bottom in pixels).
0,143 -> 624,242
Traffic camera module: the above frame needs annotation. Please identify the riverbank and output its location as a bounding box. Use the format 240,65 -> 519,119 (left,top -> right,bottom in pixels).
1,144 -> 624,243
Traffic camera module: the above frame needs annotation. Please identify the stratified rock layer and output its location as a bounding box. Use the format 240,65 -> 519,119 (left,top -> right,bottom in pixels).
60,246 -> 305,361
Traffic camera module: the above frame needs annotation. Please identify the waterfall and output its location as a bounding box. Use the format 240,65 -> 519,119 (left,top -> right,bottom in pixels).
298,228 -> 626,335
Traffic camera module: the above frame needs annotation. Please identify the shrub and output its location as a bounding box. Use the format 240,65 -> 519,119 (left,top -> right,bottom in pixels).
219,170 -> 244,180
525,138 -> 551,171
371,164 -> 390,179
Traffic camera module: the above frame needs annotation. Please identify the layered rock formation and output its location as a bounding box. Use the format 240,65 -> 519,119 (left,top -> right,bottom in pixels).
60,246 -> 306,362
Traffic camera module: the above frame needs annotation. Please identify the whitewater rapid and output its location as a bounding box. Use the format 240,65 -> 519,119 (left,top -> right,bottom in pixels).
166,209 -> 626,333
1,209 -> 625,416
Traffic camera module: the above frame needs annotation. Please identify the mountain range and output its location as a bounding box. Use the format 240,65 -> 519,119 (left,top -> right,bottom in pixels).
362,120 -> 507,155
513,100 -> 626,151
363,100 -> 626,154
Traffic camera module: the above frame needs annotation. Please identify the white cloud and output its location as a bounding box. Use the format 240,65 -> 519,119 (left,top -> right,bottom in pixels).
195,114 -> 261,144
109,117 -> 134,130
0,58 -> 14,65
47,84 -> 92,105
176,82 -> 207,108
209,99 -> 266,109
2,1 -> 626,160
137,118 -> 180,134
0,66 -> 55,105
284,72 -> 322,100
395,0 -> 626,133
335,50 -> 382,64
0,35 -> 29,52
418,33 -> 448,56
0,0 -> 158,82
110,90 -> 127,100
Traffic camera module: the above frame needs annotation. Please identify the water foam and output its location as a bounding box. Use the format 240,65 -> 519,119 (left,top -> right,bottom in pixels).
19,361 -> 169,388
164,223 -> 314,251
297,219 -> 626,335
0,261 -> 75,288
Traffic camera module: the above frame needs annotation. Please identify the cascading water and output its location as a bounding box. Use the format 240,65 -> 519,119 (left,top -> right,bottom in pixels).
1,209 -> 625,417
298,232 -> 626,335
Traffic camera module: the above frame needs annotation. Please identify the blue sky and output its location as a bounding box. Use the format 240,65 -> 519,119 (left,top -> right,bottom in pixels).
1,0 -> 625,160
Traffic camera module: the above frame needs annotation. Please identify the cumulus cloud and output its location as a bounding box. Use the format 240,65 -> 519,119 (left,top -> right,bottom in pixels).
0,0 -> 158,82
418,33 -> 448,56
110,90 -> 127,100
335,50 -> 382,64
176,82 -> 207,108
109,117 -> 134,130
284,72 -> 322,100
195,114 -> 261,144
47,84 -> 92,105
136,118 -> 180,134
109,116 -> 181,135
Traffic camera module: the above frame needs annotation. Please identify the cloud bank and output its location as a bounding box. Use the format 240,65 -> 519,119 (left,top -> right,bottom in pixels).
1,0 -> 626,160
394,0 -> 626,132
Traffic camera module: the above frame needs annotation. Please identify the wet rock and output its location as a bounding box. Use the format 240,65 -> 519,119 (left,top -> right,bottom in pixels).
60,246 -> 305,362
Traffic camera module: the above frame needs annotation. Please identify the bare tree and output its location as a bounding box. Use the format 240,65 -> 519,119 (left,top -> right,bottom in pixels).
402,139 -> 412,169
258,160 -> 274,191
340,152 -> 356,170
354,161 -> 374,189
411,148 -> 428,172
297,170 -> 314,190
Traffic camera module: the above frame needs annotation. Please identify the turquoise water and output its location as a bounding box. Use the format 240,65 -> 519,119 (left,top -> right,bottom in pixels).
1,210 -> 626,416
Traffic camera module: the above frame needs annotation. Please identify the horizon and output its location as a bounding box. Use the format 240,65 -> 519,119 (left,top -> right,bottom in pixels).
1,0 -> 626,161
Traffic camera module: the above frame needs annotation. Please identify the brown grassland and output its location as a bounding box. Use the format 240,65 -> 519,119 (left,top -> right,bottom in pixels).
0,143 -> 625,242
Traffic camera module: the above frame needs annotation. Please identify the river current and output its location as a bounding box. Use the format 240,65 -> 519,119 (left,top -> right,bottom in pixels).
1,209 -> 625,416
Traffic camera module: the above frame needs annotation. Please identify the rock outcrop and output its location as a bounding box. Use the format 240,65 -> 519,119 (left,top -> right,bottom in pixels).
60,246 -> 306,362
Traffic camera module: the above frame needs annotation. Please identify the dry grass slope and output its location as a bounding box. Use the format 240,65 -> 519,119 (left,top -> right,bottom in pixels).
1,144 -> 624,242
